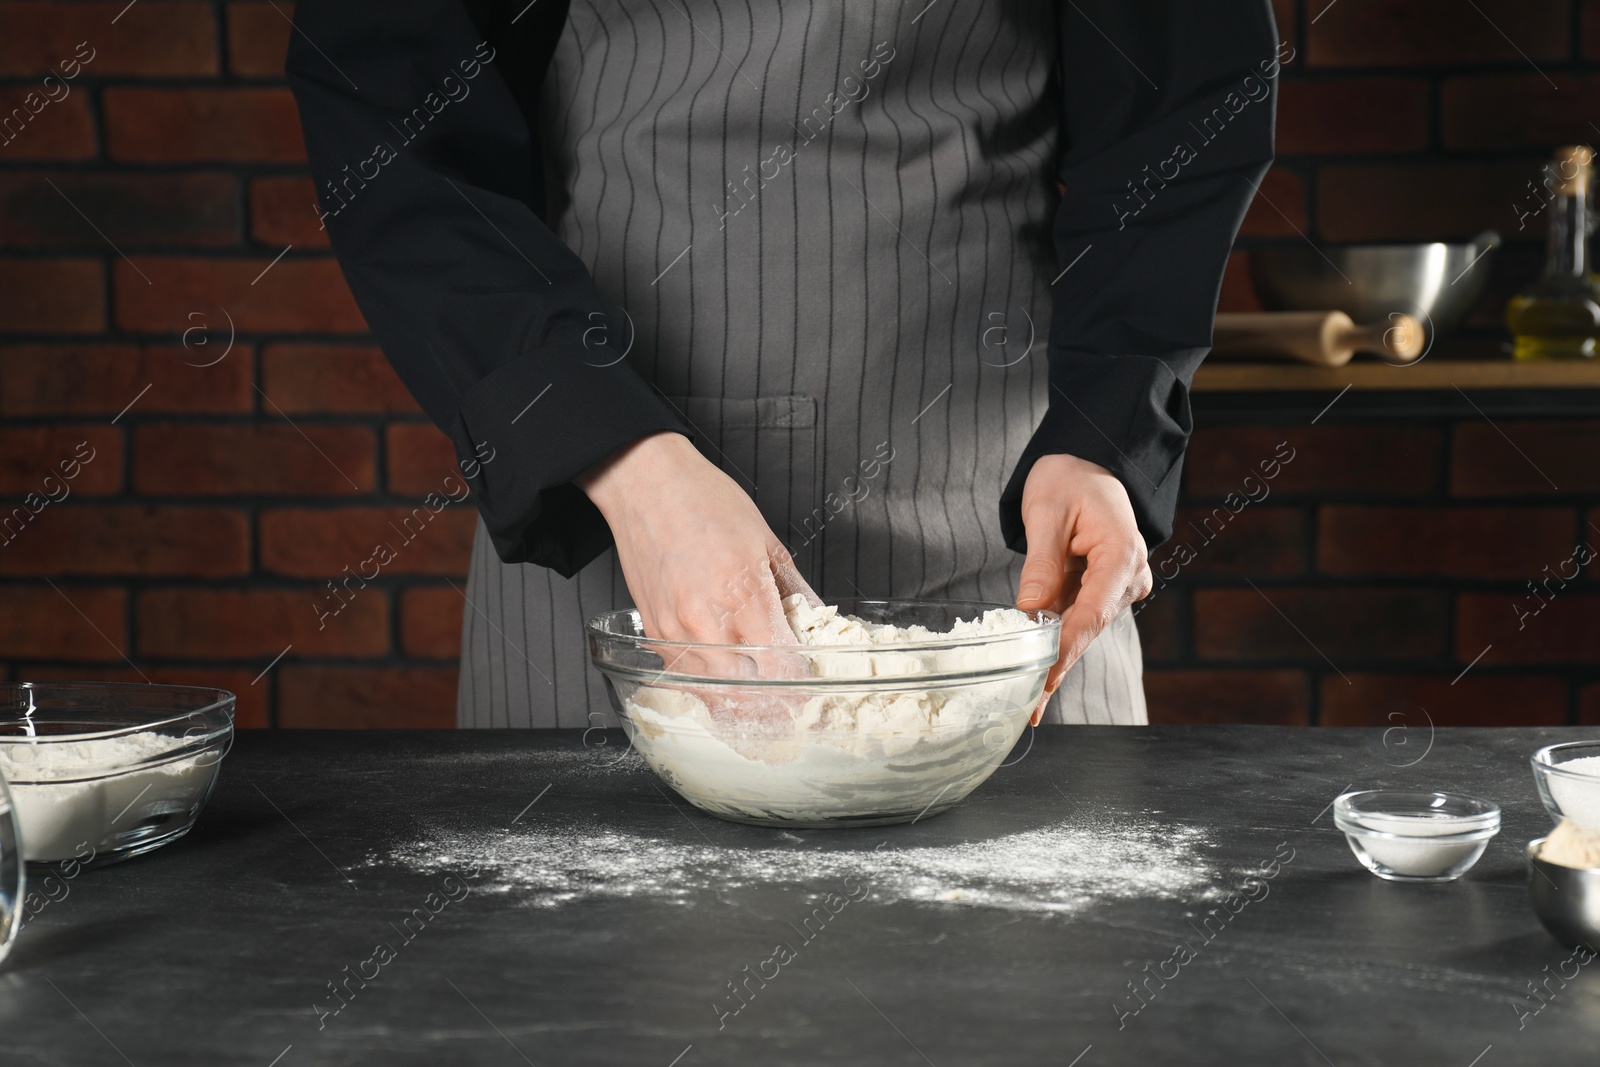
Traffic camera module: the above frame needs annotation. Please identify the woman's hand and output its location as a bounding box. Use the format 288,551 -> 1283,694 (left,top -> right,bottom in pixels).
1014,453 -> 1153,724
578,431 -> 817,654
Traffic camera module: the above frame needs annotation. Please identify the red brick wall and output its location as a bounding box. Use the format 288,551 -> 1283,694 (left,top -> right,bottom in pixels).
0,2 -> 460,727
0,1 -> 1596,727
1161,0 -> 1600,728
1138,422 -> 1600,727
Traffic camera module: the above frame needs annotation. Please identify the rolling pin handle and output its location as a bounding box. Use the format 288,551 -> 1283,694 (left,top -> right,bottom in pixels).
1379,313 -> 1425,363
1329,313 -> 1425,364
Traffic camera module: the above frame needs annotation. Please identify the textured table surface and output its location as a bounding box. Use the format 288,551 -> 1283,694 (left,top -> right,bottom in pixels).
2,725 -> 1597,1066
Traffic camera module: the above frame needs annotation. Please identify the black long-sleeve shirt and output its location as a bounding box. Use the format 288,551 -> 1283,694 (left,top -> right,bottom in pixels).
285,0 -> 1276,576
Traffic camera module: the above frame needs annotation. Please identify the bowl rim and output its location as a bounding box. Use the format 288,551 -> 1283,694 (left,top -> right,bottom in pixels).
1252,241 -> 1486,255
1531,741 -> 1600,784
0,680 -> 236,744
1334,789 -> 1500,828
605,659 -> 1056,688
1250,232 -> 1501,257
586,597 -> 1062,653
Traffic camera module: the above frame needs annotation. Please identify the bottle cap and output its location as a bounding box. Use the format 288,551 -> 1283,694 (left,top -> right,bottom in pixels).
1550,145 -> 1594,197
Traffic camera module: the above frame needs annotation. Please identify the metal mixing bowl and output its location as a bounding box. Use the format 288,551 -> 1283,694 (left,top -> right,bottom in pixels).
1251,230 -> 1501,344
1528,838 -> 1600,949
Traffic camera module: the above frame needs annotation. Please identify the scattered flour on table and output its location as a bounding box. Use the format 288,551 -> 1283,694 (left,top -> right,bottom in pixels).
408,745 -> 641,776
369,815 -> 1221,915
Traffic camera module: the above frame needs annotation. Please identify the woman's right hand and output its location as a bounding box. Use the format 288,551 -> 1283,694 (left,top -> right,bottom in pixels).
577,431 -> 818,654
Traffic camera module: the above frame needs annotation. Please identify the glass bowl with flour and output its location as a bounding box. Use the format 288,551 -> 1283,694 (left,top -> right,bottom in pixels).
0,682 -> 234,867
588,597 -> 1059,827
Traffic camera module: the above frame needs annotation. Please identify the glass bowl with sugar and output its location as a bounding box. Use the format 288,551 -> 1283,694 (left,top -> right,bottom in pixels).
1533,741 -> 1600,830
0,682 -> 234,868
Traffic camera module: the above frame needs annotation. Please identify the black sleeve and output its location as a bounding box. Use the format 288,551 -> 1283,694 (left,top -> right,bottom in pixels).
999,0 -> 1279,552
285,0 -> 689,576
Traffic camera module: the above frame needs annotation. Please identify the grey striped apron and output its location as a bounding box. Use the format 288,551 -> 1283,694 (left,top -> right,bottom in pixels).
457,0 -> 1147,728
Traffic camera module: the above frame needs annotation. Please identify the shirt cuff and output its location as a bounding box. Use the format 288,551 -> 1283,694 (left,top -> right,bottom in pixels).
453,342 -> 691,575
999,352 -> 1193,553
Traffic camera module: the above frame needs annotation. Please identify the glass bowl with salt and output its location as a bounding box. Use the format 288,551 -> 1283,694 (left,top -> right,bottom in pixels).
1333,790 -> 1500,882
1532,741 -> 1600,830
0,682 -> 234,868
588,597 -> 1060,828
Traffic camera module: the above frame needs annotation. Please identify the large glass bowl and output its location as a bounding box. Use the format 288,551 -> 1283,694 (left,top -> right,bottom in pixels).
0,682 -> 235,867
587,599 -> 1060,828
1532,741 -> 1600,829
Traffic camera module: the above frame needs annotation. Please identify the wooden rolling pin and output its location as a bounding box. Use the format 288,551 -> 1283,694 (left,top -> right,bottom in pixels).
1212,311 -> 1425,366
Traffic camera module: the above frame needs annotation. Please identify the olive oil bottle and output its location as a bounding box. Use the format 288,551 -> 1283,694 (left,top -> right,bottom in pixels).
1506,145 -> 1600,360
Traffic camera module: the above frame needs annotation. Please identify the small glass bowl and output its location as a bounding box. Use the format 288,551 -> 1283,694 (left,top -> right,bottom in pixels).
1531,742 -> 1600,829
1333,790 -> 1500,883
0,682 -> 234,868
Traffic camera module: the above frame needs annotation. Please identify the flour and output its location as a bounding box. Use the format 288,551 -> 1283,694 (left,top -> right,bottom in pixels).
372,815 -> 1220,916
781,596 -> 1037,677
1540,818 -> 1600,870
0,732 -> 219,862
619,596 -> 1050,825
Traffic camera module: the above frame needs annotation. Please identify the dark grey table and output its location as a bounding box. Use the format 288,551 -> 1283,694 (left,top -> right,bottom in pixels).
2,726 -> 1596,1066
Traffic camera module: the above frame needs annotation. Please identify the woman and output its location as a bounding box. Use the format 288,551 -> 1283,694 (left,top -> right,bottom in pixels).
286,0 -> 1276,728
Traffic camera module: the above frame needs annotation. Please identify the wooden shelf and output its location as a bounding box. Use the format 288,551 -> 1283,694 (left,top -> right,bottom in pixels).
1193,359 -> 1600,392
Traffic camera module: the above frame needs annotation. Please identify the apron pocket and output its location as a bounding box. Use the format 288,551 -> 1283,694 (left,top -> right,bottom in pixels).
662,395 -> 821,578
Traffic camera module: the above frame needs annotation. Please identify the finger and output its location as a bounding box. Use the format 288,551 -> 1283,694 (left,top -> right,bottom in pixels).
1055,544 -> 1143,675
657,641 -> 714,682
1030,668 -> 1066,725
1053,555 -> 1086,613
769,540 -> 823,607
620,599 -> 710,684
1016,515 -> 1067,611
1129,556 -> 1155,604
633,602 -> 659,640
725,567 -> 794,646
1027,554 -> 1085,700
1022,527 -> 1077,699
1038,561 -> 1081,696
723,563 -> 814,688
667,553 -> 779,644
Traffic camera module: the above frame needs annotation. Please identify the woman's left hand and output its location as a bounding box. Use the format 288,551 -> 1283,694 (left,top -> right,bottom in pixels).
1014,453 -> 1154,724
